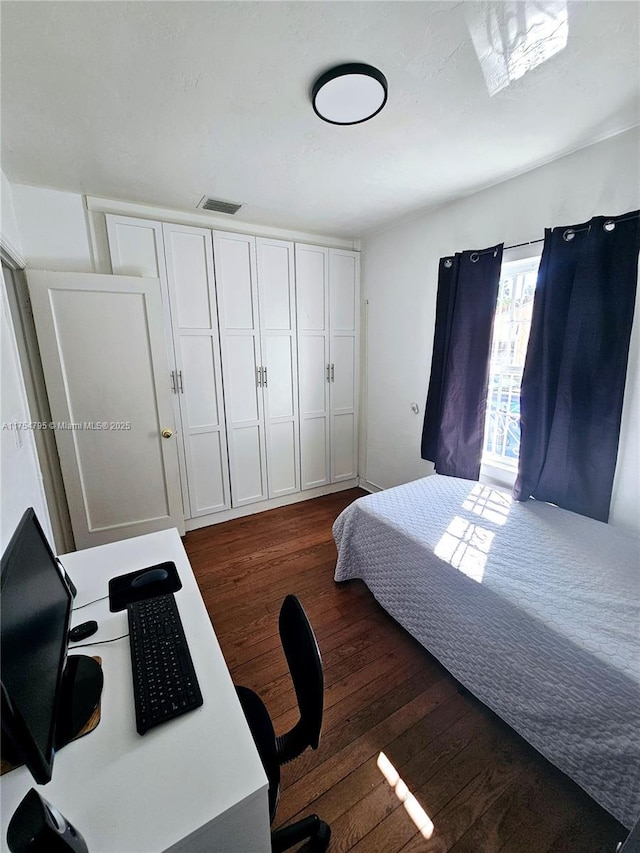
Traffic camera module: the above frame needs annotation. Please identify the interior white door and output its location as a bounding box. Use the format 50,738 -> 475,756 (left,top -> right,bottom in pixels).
214,232 -> 268,507
105,213 -> 190,517
296,245 -> 330,490
329,249 -> 360,481
163,223 -> 231,517
257,238 -> 300,498
27,270 -> 185,549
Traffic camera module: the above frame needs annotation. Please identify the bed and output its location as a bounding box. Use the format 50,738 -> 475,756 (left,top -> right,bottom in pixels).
333,474 -> 640,829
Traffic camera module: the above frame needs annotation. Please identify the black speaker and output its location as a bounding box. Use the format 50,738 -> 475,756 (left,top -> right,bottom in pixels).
7,789 -> 88,853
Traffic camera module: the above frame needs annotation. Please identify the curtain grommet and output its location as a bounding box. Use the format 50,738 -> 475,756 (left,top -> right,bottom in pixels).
444,258 -> 453,268
603,220 -> 616,232
563,229 -> 576,242
470,252 -> 479,263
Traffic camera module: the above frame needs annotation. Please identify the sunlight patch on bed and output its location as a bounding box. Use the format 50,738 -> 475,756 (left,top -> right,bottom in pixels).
377,752 -> 434,839
462,483 -> 511,526
434,516 -> 494,582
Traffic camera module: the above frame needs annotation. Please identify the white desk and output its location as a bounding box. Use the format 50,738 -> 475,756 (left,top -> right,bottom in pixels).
1,529 -> 270,852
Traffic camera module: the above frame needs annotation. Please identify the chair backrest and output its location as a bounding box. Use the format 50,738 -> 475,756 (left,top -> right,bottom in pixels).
276,595 -> 324,764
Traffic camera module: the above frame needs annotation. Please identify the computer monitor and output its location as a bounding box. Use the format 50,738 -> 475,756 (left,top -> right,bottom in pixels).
1,508 -> 74,784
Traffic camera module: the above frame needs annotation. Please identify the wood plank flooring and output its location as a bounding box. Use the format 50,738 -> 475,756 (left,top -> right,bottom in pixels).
184,489 -> 626,853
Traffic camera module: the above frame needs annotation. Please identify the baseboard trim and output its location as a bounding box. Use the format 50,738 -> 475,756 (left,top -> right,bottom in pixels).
358,477 -> 383,494
184,479 -> 360,531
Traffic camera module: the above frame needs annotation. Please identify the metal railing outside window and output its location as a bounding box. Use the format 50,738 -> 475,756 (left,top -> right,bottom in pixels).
482,257 -> 540,470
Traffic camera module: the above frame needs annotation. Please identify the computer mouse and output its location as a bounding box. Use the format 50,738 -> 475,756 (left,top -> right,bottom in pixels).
131,567 -> 170,588
69,620 -> 98,642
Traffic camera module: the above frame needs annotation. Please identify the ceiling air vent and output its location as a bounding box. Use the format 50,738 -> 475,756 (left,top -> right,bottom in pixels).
197,196 -> 242,215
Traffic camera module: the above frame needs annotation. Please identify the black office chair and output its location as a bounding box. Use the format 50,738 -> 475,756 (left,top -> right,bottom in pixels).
235,595 -> 331,853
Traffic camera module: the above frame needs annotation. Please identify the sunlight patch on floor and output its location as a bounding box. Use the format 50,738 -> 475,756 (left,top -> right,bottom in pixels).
377,751 -> 435,839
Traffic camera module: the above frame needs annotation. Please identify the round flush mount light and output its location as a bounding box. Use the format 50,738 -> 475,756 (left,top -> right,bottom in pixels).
312,63 -> 388,125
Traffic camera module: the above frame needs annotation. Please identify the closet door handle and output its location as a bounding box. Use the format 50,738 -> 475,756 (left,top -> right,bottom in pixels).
177,370 -> 184,394
256,367 -> 263,387
326,364 -> 331,383
331,364 -> 335,382
263,367 -> 268,387
170,371 -> 177,394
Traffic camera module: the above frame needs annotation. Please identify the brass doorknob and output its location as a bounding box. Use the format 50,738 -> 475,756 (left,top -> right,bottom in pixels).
161,428 -> 174,439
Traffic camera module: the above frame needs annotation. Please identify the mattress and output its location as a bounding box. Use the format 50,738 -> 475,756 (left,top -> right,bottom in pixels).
333,475 -> 640,828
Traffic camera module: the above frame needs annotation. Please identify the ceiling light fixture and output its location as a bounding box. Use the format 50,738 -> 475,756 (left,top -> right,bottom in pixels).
312,63 -> 388,125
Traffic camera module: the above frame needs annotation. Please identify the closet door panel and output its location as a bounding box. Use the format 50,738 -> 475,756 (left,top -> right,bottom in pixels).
259,243 -> 293,330
300,418 -> 329,489
217,238 -> 256,330
258,238 -> 299,498
107,218 -> 164,280
331,335 -> 356,413
225,336 -> 261,423
299,336 -> 327,416
106,214 -> 190,518
233,426 -> 267,505
267,421 -> 297,496
297,335 -> 329,489
296,247 -> 328,331
188,431 -> 227,515
264,336 -> 295,420
332,413 -> 357,481
329,249 -> 360,484
296,245 -> 330,490
168,230 -> 213,328
163,223 -> 231,517
330,252 -> 358,332
180,335 -> 220,428
214,232 -> 268,507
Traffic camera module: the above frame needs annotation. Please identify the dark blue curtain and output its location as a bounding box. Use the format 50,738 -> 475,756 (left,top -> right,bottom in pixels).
514,211 -> 640,522
421,245 -> 503,480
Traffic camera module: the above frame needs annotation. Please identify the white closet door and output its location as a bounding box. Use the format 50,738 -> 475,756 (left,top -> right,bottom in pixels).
106,214 -> 190,517
163,224 -> 231,517
295,245 -> 330,490
27,270 -> 184,549
214,232 -> 267,507
257,238 -> 300,498
329,249 -> 360,482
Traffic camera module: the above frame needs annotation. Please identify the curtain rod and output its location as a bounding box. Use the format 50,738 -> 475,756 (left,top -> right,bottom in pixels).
472,212 -> 640,258
470,239 -> 543,261
505,238 -> 544,251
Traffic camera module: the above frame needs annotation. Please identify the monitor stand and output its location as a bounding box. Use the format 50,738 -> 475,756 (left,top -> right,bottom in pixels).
54,656 -> 104,750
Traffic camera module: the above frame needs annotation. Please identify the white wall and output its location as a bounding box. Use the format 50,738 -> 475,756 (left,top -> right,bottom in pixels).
0,173 -> 52,550
12,184 -> 94,272
10,185 -> 357,276
1,169 -> 24,261
0,267 -> 52,550
361,128 -> 640,533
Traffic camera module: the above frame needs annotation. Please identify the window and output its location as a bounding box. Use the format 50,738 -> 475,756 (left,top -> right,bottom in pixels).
482,256 -> 540,479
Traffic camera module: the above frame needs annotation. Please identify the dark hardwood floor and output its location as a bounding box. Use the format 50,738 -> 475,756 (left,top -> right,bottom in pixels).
184,489 -> 626,853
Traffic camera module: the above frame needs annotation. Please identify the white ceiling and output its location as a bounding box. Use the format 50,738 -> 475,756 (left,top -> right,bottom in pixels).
2,1 -> 638,238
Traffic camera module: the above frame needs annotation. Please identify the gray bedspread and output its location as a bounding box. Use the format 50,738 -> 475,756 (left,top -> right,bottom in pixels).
333,475 -> 640,828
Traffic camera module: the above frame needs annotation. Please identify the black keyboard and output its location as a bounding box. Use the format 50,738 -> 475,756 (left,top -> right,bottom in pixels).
127,594 -> 203,734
